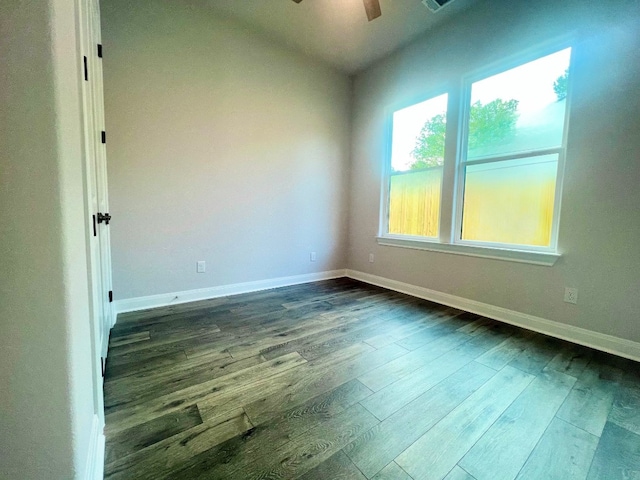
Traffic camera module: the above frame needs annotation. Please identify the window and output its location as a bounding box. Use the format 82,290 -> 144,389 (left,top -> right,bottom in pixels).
388,94 -> 448,238
381,45 -> 572,265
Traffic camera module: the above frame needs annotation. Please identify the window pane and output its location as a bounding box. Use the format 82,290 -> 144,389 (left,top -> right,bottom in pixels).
388,94 -> 447,237
389,168 -> 442,237
461,154 -> 558,247
467,48 -> 571,160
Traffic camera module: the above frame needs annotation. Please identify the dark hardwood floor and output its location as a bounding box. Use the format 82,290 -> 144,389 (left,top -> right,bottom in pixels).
103,278 -> 640,479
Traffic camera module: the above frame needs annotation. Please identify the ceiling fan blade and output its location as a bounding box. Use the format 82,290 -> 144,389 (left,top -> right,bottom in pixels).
292,0 -> 303,3
363,0 -> 382,21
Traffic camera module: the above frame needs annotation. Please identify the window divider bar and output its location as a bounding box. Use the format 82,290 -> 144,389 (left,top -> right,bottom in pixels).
440,86 -> 462,244
452,82 -> 471,245
462,147 -> 563,166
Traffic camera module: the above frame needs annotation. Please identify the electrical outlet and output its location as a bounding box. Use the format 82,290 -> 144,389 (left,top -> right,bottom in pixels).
197,261 -> 206,273
369,253 -> 375,263
564,287 -> 578,304
310,252 -> 317,262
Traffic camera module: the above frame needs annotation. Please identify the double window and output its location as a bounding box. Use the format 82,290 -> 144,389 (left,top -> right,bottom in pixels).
381,45 -> 573,264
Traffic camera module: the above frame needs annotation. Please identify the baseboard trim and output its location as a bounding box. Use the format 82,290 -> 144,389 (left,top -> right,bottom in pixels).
346,269 -> 640,363
84,414 -> 105,480
114,269 -> 348,317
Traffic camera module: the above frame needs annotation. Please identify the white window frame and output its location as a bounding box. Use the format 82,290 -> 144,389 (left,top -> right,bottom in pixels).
379,90 -> 450,242
378,40 -> 574,266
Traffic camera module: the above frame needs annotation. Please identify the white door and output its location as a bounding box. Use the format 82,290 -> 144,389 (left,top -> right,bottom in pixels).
77,0 -> 113,426
90,0 -> 114,359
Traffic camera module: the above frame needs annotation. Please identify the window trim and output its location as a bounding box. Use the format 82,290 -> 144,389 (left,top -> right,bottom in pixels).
376,235 -> 561,266
378,38 -> 574,265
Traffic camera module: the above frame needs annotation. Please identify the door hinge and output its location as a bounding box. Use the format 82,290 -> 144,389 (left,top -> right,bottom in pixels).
92,214 -> 97,237
83,56 -> 88,81
109,290 -> 113,303
101,357 -> 105,376
97,212 -> 111,225
97,44 -> 103,58
101,131 -> 106,144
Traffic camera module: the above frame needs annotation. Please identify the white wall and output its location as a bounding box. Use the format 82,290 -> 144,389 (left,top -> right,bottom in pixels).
0,0 -> 97,478
101,0 -> 352,301
348,0 -> 640,343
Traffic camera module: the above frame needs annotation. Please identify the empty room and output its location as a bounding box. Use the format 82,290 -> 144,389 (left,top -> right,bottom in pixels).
2,0 -> 640,479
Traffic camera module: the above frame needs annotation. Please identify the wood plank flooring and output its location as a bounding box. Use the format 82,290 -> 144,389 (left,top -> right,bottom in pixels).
104,278 -> 640,479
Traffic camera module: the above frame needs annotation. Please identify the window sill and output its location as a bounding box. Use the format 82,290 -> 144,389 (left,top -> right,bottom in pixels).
376,236 -> 561,266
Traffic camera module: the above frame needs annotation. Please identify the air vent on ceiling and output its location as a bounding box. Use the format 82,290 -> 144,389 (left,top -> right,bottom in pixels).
422,0 -> 455,13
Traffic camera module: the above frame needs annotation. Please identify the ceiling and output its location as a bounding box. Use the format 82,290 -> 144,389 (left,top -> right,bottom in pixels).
205,0 -> 480,74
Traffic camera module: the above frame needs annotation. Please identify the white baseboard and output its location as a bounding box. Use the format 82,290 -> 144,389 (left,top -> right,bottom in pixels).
114,269 -> 348,317
84,414 -> 105,480
346,269 -> 640,363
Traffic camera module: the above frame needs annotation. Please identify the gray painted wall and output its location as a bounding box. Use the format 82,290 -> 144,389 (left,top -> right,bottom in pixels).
348,0 -> 640,342
101,0 -> 352,300
0,0 -> 97,478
